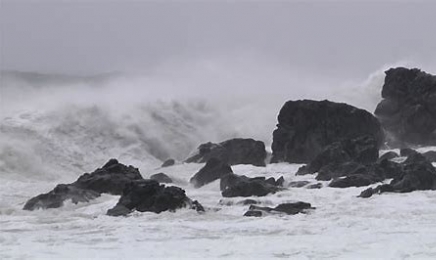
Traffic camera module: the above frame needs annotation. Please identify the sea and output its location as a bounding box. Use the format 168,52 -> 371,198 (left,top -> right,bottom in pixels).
1,61 -> 436,259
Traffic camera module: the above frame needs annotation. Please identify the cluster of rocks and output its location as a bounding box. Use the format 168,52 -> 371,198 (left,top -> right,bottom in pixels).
24,67 -> 436,218
359,151 -> 436,198
24,159 -> 204,216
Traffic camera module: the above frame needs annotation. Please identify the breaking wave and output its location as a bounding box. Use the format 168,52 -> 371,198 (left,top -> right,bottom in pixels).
1,58 -> 432,180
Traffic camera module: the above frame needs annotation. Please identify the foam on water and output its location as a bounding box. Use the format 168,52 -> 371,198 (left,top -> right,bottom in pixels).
1,59 -> 436,258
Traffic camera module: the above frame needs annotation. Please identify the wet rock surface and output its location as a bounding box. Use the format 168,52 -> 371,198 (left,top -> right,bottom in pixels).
24,159 -> 143,210
374,67 -> 436,146
107,179 -> 204,216
185,138 -> 267,166
190,158 -> 233,188
297,135 -> 379,176
244,202 -> 314,217
271,100 -> 383,163
359,153 -> 436,197
220,173 -> 284,197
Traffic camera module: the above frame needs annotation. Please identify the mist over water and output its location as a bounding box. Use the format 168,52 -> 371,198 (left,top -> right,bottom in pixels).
1,55 -> 435,180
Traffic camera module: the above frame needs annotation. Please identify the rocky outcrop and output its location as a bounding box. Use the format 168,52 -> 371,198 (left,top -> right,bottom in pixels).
359,153 -> 436,197
244,202 -> 314,217
297,135 -> 379,176
24,159 -> 143,210
23,184 -> 100,211
220,173 -> 284,197
24,159 -> 203,216
107,180 -> 204,216
185,138 -> 267,166
74,159 -> 143,195
189,158 -> 233,188
374,67 -> 436,146
150,172 -> 173,183
271,100 -> 383,163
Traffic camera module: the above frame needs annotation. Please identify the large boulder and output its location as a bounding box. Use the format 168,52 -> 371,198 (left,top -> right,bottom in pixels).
220,173 -> 283,197
185,138 -> 267,166
272,100 -> 384,163
189,158 -> 233,188
24,159 -> 143,210
107,180 -> 204,216
374,67 -> 436,146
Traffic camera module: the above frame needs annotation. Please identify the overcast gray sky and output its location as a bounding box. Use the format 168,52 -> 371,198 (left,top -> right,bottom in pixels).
1,1 -> 435,78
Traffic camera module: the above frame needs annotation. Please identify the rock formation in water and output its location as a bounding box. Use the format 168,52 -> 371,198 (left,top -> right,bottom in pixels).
375,67 -> 436,146
271,100 -> 384,163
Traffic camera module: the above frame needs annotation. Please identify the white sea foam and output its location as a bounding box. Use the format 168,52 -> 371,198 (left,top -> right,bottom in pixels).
1,60 -> 436,258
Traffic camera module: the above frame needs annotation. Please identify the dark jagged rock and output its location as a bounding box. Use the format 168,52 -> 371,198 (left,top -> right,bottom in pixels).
244,202 -> 314,217
190,158 -> 233,188
23,184 -> 100,211
326,158 -> 402,189
329,175 -> 374,188
24,159 -> 143,210
74,159 -> 143,195
185,138 -> 267,166
316,162 -> 368,181
150,172 -> 173,183
374,67 -> 436,146
400,148 -> 418,157
359,153 -> 436,197
423,151 -> 436,162
378,151 -> 399,162
398,148 -> 435,162
297,135 -> 379,176
220,173 -> 283,197
107,180 -> 204,216
161,159 -> 175,167
271,100 -> 383,163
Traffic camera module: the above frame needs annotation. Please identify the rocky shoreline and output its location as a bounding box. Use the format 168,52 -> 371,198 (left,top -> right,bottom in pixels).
24,67 -> 436,217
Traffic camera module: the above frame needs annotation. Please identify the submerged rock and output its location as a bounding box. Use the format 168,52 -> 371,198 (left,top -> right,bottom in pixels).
190,158 -> 233,188
244,202 -> 314,217
220,173 -> 283,197
271,99 -> 383,163
374,67 -> 436,146
185,138 -> 267,166
107,180 -> 204,216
